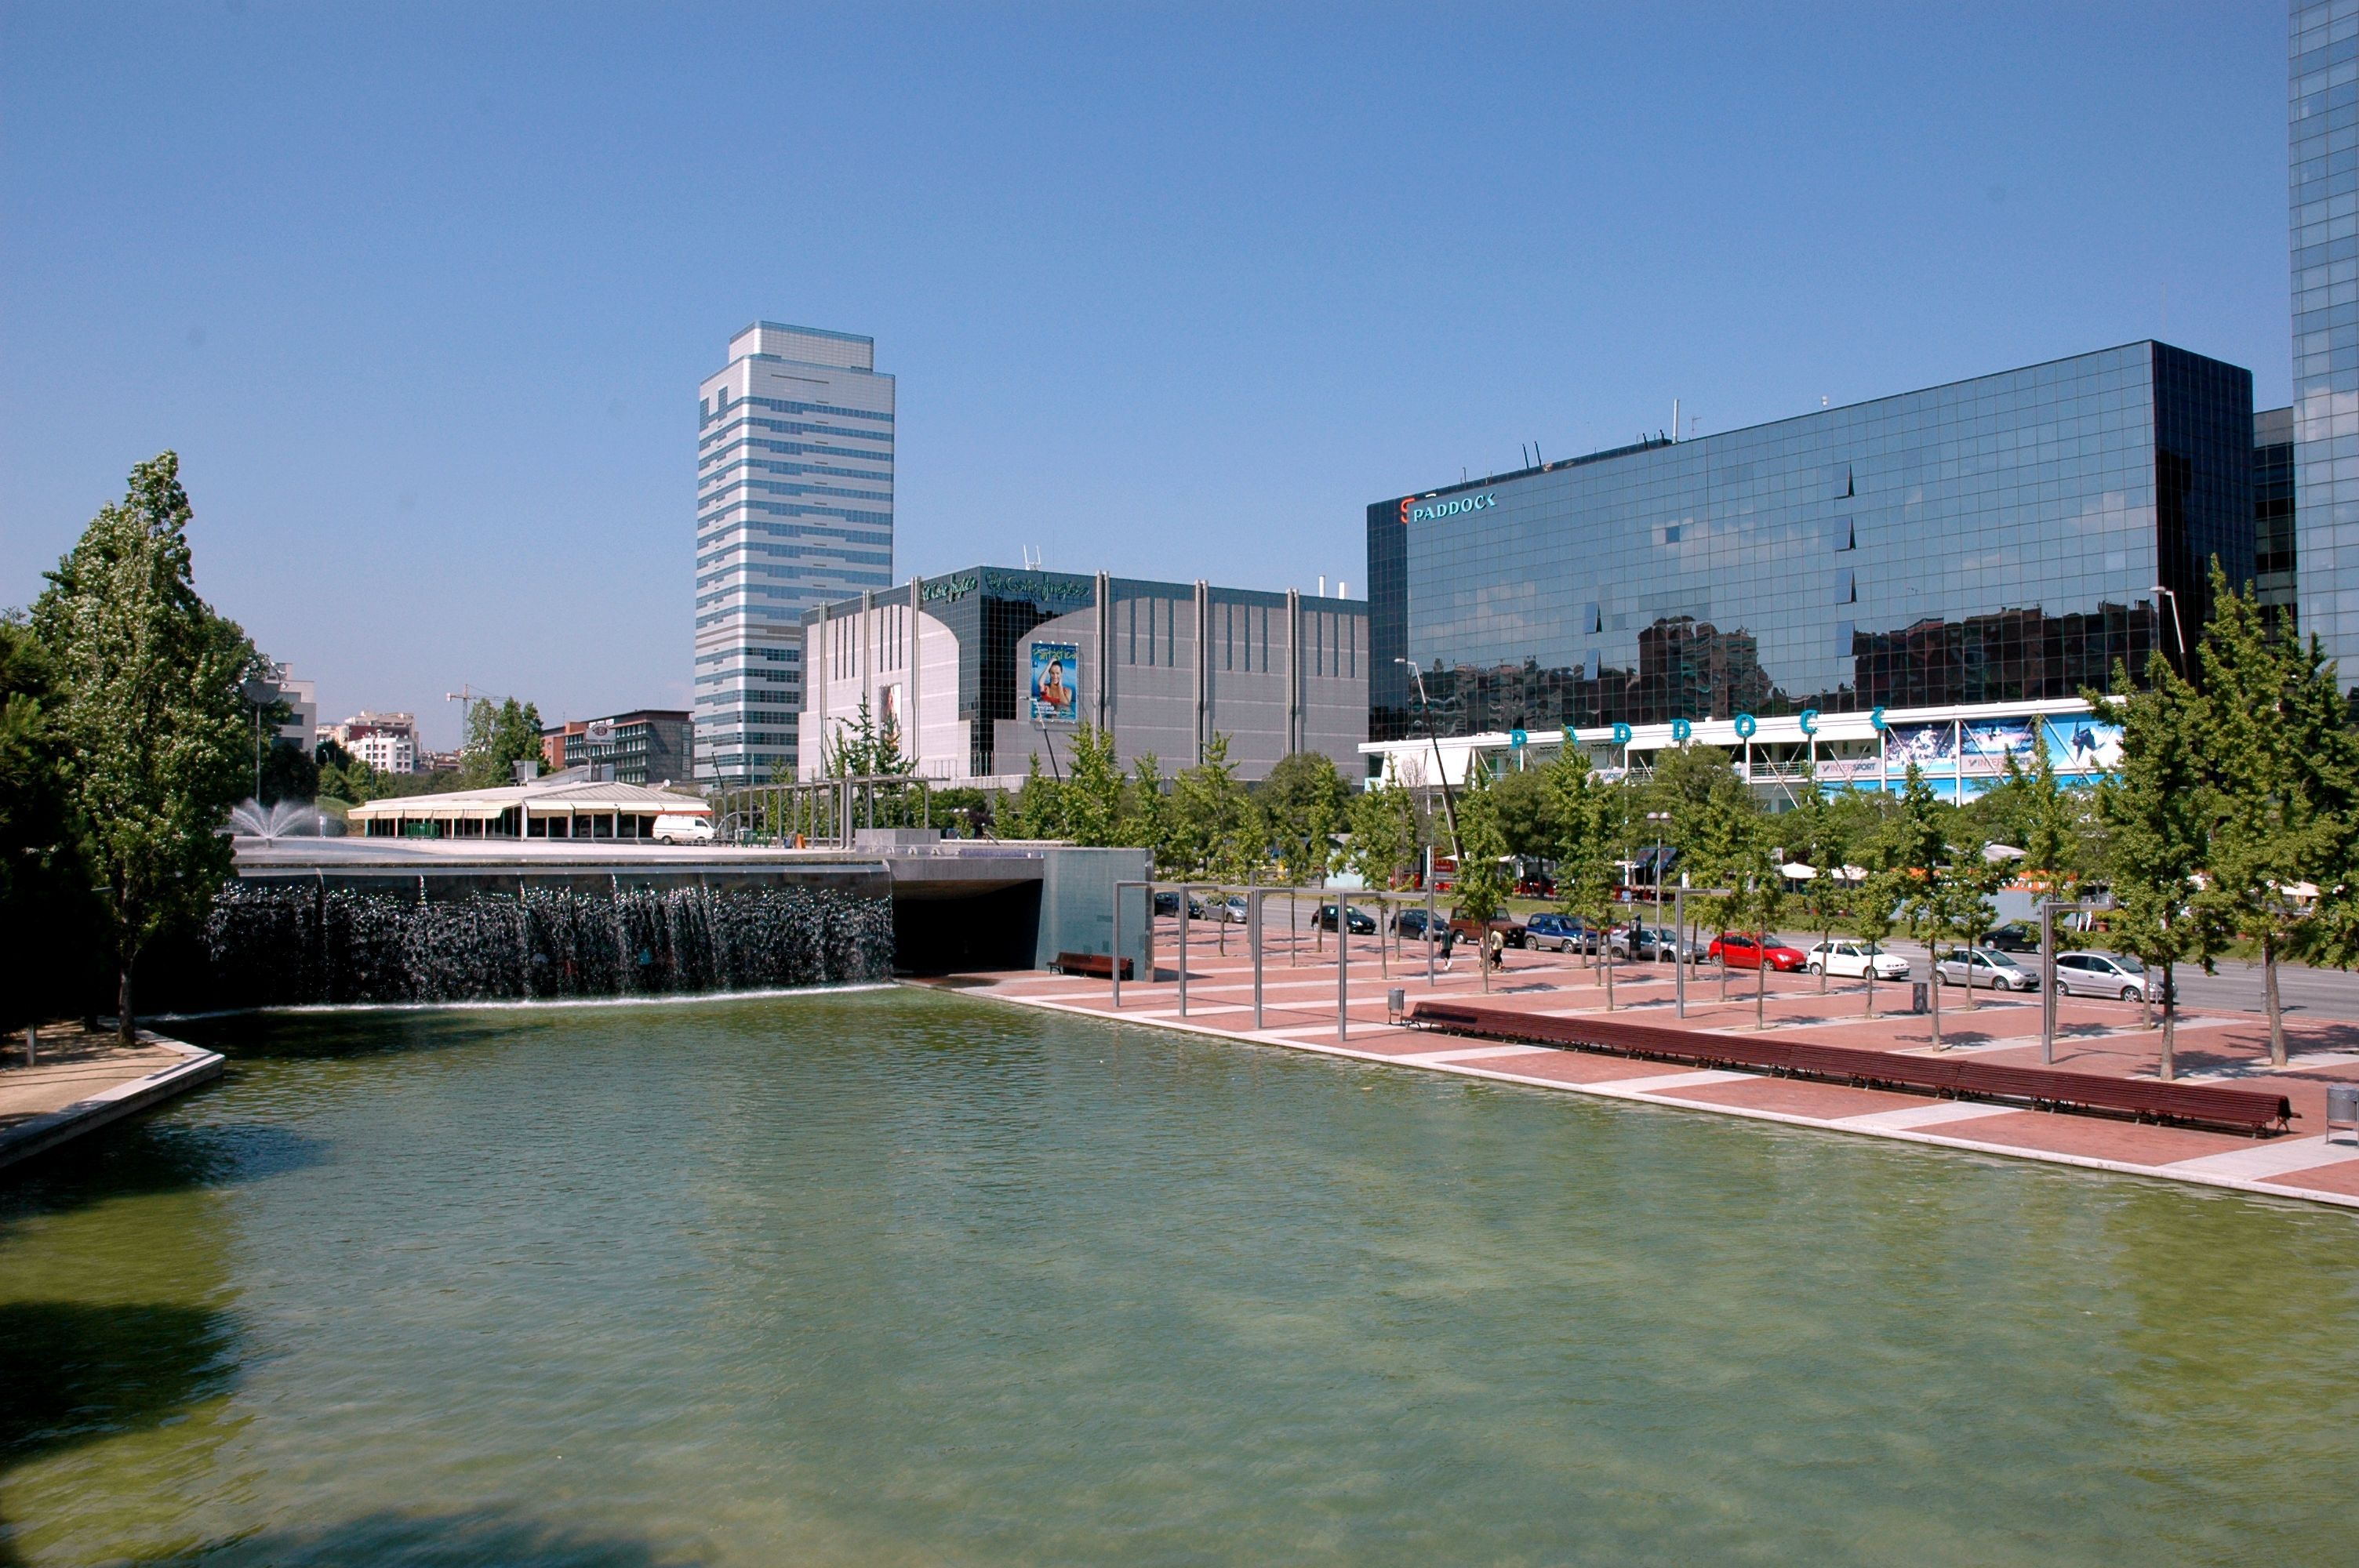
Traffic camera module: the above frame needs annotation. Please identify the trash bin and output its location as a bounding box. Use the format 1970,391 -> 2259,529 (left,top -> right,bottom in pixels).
2328,1083 -> 2359,1145
1910,981 -> 1929,1014
1387,987 -> 1407,1023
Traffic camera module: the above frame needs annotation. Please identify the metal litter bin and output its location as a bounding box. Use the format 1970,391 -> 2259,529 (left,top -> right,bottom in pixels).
1387,987 -> 1406,1024
2328,1083 -> 2359,1145
1910,981 -> 1929,1014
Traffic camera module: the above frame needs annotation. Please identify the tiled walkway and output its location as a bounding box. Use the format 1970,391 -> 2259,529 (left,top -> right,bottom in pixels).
928,924 -> 2359,1211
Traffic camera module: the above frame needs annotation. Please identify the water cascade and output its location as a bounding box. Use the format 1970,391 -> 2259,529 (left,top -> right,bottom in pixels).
205,877 -> 895,1007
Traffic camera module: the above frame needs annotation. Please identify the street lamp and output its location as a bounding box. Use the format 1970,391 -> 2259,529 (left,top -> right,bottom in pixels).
2150,585 -> 2187,673
1396,658 -> 1463,867
1645,811 -> 1672,933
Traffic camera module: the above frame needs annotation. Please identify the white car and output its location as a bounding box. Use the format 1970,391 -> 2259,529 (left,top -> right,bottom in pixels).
1804,940 -> 1910,981
1934,946 -> 2038,992
2052,950 -> 2171,1002
652,813 -> 715,844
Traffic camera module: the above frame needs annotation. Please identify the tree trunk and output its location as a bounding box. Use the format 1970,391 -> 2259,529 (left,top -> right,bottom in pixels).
1755,949 -> 1767,1031
116,960 -> 135,1044
2159,961 -> 2177,1080
1603,944 -> 1615,1011
1864,961 -> 1877,1020
2263,933 -> 2286,1067
1819,919 -> 1830,993
1928,964 -> 1943,1051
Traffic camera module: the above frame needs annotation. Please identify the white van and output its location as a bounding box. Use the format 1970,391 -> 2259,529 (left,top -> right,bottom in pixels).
652,813 -> 714,844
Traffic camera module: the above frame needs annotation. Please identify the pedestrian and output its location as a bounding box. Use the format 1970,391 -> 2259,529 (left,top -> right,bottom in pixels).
1486,927 -> 1506,974
1439,924 -> 1459,972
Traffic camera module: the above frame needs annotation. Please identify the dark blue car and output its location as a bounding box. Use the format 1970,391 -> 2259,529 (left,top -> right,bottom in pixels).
1522,913 -> 1597,953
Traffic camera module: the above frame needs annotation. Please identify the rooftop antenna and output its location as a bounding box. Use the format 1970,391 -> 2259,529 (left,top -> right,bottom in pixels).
1672,398 -> 1679,442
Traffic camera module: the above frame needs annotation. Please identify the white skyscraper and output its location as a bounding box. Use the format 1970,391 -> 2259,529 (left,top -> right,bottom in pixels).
694,321 -> 895,783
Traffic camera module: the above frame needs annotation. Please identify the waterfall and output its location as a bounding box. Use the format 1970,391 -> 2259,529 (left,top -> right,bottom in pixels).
205,878 -> 896,1007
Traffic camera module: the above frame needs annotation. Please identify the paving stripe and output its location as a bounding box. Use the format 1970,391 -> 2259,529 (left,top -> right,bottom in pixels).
1616,1069 -> 1755,1094
1830,1102 -> 2023,1131
2159,1137 -> 2359,1180
1387,1044 -> 1562,1067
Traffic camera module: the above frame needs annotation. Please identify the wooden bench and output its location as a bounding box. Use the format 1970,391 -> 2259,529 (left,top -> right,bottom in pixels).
1407,1000 -> 2292,1135
1054,951 -> 1134,981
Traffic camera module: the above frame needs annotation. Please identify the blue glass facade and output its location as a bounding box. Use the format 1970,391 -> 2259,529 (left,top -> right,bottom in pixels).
1369,343 -> 2252,746
2293,1 -> 2359,682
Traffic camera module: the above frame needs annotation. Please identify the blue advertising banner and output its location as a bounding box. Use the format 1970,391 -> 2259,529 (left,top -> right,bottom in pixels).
2044,718 -> 2123,775
1030,641 -> 1080,724
1883,722 -> 1957,774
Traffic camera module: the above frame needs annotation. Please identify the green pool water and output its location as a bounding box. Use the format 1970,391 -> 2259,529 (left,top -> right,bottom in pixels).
4,987 -> 2355,1566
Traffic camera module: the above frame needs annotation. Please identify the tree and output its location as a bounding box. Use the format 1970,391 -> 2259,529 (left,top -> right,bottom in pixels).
1453,764 -> 1514,993
1346,761 -> 1419,893
2094,655 -> 2211,1077
1726,818 -> 1787,1031
0,613 -> 100,1031
460,696 -> 545,788
1125,752 -> 1177,873
1061,724 -> 1127,847
1000,753 -> 1064,840
1487,764 -> 1554,860
1885,766 -> 1985,1051
1171,733 -> 1254,880
1547,746 -> 1627,1007
1260,750 -> 1347,886
2188,568 -> 2357,1065
30,453 -> 263,1040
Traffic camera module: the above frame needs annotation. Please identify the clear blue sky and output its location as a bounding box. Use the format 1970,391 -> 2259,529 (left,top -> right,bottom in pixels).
1,3 -> 2291,747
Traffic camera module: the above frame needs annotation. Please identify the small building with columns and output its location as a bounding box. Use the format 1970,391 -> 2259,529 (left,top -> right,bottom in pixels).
799,565 -> 1369,786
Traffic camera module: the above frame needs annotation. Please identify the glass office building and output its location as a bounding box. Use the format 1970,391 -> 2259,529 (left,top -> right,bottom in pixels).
2293,1 -> 2359,683
694,322 -> 894,784
1368,343 -> 2253,750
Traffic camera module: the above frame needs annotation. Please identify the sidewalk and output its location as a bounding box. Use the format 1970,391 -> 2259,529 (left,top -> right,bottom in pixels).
930,923 -> 2359,1211
0,1023 -> 224,1171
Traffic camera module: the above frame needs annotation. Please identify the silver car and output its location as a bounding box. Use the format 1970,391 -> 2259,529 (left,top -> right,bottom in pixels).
2052,950 -> 2167,1002
1933,946 -> 2038,992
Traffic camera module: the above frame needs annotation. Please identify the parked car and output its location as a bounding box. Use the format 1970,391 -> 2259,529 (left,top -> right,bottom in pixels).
1608,923 -> 1693,963
1448,913 -> 1527,948
1980,923 -> 2041,954
653,813 -> 714,844
1214,895 -> 1250,924
1804,940 -> 1911,980
1153,890 -> 1209,920
1311,902 -> 1378,935
1934,946 -> 2037,992
2052,950 -> 2172,1002
1391,907 -> 1438,941
1522,912 -> 1598,953
1707,932 -> 1808,971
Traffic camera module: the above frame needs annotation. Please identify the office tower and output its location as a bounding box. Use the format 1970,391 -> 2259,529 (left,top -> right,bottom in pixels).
693,322 -> 895,783
2293,2 -> 2359,681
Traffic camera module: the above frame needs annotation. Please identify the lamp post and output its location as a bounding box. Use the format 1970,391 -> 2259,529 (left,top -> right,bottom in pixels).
1645,811 -> 1672,933
1396,658 -> 1462,861
2150,584 -> 2188,675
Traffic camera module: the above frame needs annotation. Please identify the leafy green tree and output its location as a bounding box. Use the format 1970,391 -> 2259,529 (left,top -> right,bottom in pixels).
31,453 -> 264,1039
1346,760 -> 1419,893
1487,764 -> 1554,860
1061,724 -> 1127,847
2092,655 -> 2213,1076
1001,753 -> 1064,840
1453,765 -> 1514,993
2188,569 -> 2357,1064
0,613 -> 101,1030
1675,749 -> 1761,1002
1172,734 -> 1259,908
460,696 -> 546,788
1125,753 -> 1176,873
1260,750 -> 1348,886
1885,766 -> 1986,1050
1547,746 -> 1627,1007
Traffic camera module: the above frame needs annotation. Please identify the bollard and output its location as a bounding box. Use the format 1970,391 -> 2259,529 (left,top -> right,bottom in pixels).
21,1025 -> 34,1067
1336,906 -> 1349,1042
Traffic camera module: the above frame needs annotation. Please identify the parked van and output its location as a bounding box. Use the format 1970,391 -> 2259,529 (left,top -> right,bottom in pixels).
653,814 -> 714,844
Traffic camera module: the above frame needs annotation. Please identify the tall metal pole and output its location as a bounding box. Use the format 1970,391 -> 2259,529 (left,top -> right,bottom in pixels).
1336,899 -> 1350,1041
1425,852 -> 1438,988
1178,886 -> 1190,1019
2040,900 -> 2055,1065
1110,885 -> 1123,1008
1250,889 -> 1265,1030
1674,886 -> 1688,1018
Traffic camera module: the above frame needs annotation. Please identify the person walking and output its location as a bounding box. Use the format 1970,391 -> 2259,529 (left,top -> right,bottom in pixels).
1485,927 -> 1506,975
1438,924 -> 1459,973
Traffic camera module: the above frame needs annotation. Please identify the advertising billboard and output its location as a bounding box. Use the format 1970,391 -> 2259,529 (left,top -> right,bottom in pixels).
1029,641 -> 1080,724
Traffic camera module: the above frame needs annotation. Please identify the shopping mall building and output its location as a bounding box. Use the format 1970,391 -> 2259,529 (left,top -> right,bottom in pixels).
1362,341 -> 2263,800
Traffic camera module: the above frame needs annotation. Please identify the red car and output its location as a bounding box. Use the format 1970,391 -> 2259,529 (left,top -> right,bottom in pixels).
1707,932 -> 1808,971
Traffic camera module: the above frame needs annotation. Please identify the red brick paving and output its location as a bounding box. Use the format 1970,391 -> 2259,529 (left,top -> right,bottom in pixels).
948,924 -> 2359,1210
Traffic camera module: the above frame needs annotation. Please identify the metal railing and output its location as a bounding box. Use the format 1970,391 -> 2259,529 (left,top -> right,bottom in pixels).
704,774 -> 933,849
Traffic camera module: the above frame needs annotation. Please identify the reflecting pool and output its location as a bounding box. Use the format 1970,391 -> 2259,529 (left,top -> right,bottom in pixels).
4,987 -> 2356,1565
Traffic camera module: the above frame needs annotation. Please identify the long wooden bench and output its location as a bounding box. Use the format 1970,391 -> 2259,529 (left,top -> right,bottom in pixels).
1054,951 -> 1134,981
1407,1001 -> 2293,1135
